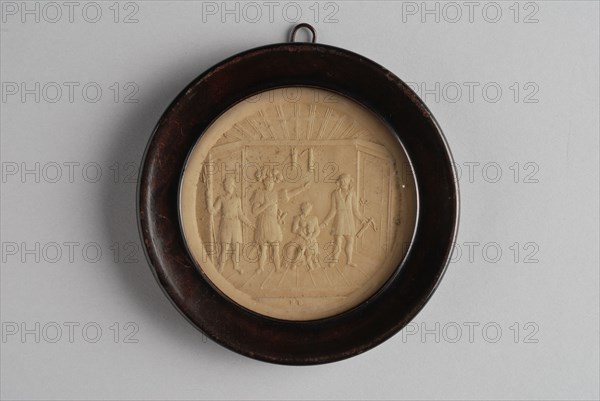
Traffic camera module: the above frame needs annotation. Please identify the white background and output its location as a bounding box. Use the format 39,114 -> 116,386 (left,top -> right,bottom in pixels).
1,1 -> 598,400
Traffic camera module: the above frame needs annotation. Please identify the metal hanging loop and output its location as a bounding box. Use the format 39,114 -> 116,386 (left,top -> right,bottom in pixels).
290,23 -> 317,43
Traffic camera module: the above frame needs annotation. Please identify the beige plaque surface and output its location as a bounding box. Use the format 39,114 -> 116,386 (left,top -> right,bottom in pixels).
179,87 -> 417,321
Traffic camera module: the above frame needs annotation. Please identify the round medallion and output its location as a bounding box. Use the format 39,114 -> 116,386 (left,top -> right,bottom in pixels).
179,87 -> 417,321
138,24 -> 459,364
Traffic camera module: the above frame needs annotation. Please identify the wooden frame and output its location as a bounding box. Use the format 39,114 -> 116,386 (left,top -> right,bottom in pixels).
138,41 -> 459,365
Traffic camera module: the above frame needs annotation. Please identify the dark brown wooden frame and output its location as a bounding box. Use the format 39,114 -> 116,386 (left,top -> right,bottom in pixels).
138,42 -> 459,365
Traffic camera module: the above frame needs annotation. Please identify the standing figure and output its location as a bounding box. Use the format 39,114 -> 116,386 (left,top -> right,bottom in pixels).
290,202 -> 321,271
321,173 -> 367,268
251,167 -> 310,272
206,176 -> 254,274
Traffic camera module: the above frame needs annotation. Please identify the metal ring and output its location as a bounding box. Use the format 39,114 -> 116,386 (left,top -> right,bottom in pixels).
290,23 -> 317,43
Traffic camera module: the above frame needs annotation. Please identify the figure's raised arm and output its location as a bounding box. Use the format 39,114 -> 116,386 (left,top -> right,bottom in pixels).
282,181 -> 311,201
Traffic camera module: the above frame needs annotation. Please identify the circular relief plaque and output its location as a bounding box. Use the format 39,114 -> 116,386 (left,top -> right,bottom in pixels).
179,87 -> 417,321
138,26 -> 458,364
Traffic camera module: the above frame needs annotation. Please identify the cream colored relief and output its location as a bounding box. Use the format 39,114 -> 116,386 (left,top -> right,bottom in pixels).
180,87 -> 417,320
